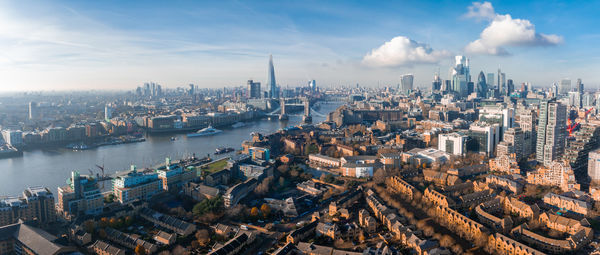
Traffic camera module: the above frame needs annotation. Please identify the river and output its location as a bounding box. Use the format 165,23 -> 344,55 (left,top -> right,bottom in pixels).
0,103 -> 342,197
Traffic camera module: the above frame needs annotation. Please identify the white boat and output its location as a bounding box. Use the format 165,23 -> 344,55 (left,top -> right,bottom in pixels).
187,126 -> 223,137
231,122 -> 246,128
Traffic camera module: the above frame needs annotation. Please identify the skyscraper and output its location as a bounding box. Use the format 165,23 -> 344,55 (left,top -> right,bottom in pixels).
247,80 -> 261,99
559,79 -> 571,95
400,74 -> 414,94
451,56 -> 470,98
588,148 -> 600,183
267,55 -> 277,98
28,101 -> 38,120
432,73 -> 441,91
497,69 -> 506,95
309,80 -> 317,92
487,73 -> 495,88
576,78 -> 584,93
104,104 -> 112,122
477,71 -> 487,97
536,100 -> 567,166
507,79 -> 514,95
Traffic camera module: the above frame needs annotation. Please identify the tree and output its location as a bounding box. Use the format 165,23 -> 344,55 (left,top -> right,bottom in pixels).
255,177 -> 273,195
195,229 -> 211,247
124,216 -> 134,226
250,207 -> 259,217
97,229 -> 107,239
99,217 -> 109,228
83,220 -> 95,233
373,168 -> 387,184
192,196 -> 224,216
135,245 -> 146,255
260,203 -> 271,217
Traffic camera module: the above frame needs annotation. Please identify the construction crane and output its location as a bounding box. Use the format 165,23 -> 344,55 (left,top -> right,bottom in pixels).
567,107 -> 595,136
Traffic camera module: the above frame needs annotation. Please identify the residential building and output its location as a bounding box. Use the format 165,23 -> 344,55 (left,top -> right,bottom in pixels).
536,100 -> 567,166
0,187 -> 56,227
155,158 -> 196,191
57,171 -> 103,219
0,221 -> 77,255
112,165 -> 163,203
543,192 -> 590,215
526,161 -> 580,192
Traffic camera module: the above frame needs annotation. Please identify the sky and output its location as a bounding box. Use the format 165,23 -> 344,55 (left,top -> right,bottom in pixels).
0,0 -> 599,91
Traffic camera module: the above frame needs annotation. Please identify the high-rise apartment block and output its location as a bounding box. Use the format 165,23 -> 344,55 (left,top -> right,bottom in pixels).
0,187 -> 56,227
536,100 -> 567,167
57,171 -> 104,219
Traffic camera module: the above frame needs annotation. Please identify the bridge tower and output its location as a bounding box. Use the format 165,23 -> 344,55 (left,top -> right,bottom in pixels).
302,97 -> 312,123
279,98 -> 288,120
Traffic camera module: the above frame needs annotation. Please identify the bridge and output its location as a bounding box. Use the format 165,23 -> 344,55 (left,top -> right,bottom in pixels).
264,97 -> 327,122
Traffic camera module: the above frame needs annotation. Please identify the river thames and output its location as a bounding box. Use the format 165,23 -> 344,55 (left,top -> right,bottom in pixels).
0,103 -> 342,197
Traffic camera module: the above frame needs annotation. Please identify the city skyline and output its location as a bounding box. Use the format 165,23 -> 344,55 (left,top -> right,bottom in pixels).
1,1 -> 599,91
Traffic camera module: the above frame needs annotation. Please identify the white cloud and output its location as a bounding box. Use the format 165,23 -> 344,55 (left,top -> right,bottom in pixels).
464,2 -> 563,56
464,1 -> 495,21
362,36 -> 450,67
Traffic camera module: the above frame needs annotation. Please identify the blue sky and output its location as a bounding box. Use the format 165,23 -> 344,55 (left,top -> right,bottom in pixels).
0,0 -> 599,91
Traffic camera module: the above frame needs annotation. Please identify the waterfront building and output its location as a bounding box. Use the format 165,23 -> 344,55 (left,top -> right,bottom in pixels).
1,130 -> 23,147
0,187 -> 56,227
536,100 -> 567,166
438,132 -> 468,155
112,165 -> 163,204
248,147 -> 270,161
155,158 -> 196,191
57,171 -> 103,219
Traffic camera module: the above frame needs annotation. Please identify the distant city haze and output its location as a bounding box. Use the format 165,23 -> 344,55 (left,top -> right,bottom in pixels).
1,1 -> 599,91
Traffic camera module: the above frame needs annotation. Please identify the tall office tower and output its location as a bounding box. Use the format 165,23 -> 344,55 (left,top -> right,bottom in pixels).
477,71 -> 487,97
507,79 -> 514,95
400,74 -> 414,95
189,84 -> 194,96
156,85 -> 162,97
559,79 -> 571,95
267,55 -> 277,98
551,83 -> 559,97
451,56 -> 470,97
487,73 -> 495,89
589,149 -> 600,183
247,80 -> 261,99
151,82 -> 156,97
443,80 -> 451,92
309,80 -> 317,92
576,78 -> 584,93
144,83 -> 151,97
497,71 -> 506,95
28,101 -> 38,120
536,100 -> 567,166
104,104 -> 112,122
432,73 -> 442,91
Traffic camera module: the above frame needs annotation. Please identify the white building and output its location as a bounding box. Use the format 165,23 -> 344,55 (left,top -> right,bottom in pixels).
1,130 -> 23,146
589,149 -> 600,183
469,124 -> 501,155
438,132 -> 468,156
